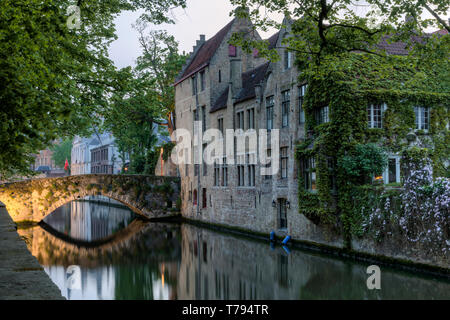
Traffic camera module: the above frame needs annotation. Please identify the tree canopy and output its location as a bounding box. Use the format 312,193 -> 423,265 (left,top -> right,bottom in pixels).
103,22 -> 186,174
0,0 -> 186,178
230,0 -> 450,68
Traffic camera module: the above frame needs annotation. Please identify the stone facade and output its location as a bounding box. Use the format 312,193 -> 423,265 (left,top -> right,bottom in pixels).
0,175 -> 180,223
174,18 -> 342,247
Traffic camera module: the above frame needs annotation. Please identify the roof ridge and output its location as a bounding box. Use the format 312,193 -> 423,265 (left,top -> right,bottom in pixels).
175,19 -> 235,85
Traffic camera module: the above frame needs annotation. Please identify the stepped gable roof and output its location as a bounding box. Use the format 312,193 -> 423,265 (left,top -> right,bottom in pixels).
175,19 -> 235,85
235,62 -> 270,104
211,88 -> 229,113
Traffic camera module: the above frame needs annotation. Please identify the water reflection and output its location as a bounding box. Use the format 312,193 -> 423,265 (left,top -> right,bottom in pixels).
18,199 -> 450,300
43,197 -> 136,242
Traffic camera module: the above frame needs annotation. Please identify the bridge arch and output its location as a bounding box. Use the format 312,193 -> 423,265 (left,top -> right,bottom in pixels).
0,174 -> 180,223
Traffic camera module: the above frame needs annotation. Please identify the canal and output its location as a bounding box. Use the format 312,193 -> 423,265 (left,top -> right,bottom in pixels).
17,197 -> 450,300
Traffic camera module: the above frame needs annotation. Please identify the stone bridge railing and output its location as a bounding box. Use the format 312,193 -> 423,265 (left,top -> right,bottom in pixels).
0,174 -> 180,223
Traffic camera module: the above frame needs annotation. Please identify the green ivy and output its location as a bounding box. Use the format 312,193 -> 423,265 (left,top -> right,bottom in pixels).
295,52 -> 449,247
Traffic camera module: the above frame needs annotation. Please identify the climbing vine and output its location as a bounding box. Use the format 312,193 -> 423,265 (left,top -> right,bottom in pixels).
295,50 -> 449,247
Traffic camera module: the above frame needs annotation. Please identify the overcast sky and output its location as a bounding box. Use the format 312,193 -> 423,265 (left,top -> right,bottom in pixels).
108,0 -> 449,69
108,0 -> 279,69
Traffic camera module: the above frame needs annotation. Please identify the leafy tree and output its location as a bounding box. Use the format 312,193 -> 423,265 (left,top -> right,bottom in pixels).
0,0 -> 186,179
51,139 -> 73,169
104,24 -> 186,174
229,0 -> 449,68
339,144 -> 388,184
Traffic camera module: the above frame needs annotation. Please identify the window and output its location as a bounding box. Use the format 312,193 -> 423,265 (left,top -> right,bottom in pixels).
414,106 -> 430,131
264,149 -> 272,180
218,118 -> 224,135
317,106 -> 329,124
222,157 -> 228,186
280,147 -> 288,179
202,143 -> 207,176
193,189 -> 197,205
298,84 -> 307,124
281,90 -> 290,128
218,70 -> 222,83
368,103 -> 384,128
247,155 -> 255,186
214,160 -> 220,186
266,96 -> 274,130
278,199 -> 288,229
302,156 -> 316,191
238,165 -> 245,186
191,76 -> 197,96
202,188 -> 207,208
284,50 -> 293,69
236,111 -> 244,130
383,156 -> 401,184
247,108 -> 255,129
200,71 -> 205,91
194,164 -> 199,176
202,106 -> 206,132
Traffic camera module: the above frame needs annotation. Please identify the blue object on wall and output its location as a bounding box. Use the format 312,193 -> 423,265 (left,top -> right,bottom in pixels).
282,235 -> 291,245
270,231 -> 275,242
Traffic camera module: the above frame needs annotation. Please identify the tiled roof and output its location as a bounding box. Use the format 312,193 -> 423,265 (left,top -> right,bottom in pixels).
267,31 -> 280,49
211,88 -> 229,113
376,31 -> 445,55
235,62 -> 270,104
175,19 -> 234,85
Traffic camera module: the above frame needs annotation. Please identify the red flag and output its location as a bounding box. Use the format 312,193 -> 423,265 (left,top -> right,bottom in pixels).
64,158 -> 69,171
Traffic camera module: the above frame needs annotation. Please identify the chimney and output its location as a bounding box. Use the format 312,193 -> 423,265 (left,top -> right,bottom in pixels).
200,34 -> 206,42
230,59 -> 242,97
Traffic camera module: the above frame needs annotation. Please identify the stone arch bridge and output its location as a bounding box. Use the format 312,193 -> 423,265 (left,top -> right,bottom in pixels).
0,174 -> 180,223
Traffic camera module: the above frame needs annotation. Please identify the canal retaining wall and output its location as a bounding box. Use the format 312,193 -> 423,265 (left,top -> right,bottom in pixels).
182,217 -> 450,277
0,204 -> 64,300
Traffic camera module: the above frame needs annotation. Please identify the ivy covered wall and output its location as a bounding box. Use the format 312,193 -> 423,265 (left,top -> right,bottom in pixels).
295,50 -> 449,248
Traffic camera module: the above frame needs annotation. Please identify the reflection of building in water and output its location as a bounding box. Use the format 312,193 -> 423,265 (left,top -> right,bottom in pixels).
44,198 -> 135,242
176,224 -> 450,300
177,224 -> 306,300
44,265 -> 116,300
22,206 -> 450,300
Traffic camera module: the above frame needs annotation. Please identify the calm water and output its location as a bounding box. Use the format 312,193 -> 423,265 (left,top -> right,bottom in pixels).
18,198 -> 450,300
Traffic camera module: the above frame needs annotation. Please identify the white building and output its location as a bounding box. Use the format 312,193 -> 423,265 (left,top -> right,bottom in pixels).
71,132 -> 125,175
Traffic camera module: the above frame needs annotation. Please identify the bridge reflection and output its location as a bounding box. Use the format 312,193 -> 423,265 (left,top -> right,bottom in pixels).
17,199 -> 450,300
